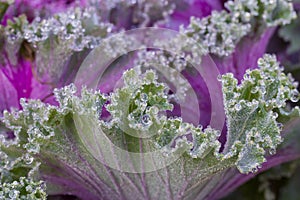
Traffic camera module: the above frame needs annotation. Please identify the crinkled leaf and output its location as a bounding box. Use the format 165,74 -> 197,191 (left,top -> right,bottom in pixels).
1,54 -> 299,199
221,54 -> 299,173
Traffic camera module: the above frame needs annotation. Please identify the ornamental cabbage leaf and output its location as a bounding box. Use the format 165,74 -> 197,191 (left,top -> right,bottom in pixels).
0,54 -> 299,199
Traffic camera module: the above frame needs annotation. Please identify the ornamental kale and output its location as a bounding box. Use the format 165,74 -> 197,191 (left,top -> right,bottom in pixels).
1,0 -> 300,200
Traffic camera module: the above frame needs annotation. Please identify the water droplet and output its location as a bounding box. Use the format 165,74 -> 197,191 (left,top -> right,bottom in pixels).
141,114 -> 151,126
9,190 -> 19,198
140,93 -> 148,102
8,34 -> 17,41
247,102 -> 253,107
235,103 -> 242,111
243,12 -> 251,22
251,86 -> 258,94
291,90 -> 299,102
24,154 -> 34,165
269,148 -> 276,155
234,12 -> 240,18
151,106 -> 159,114
260,86 -> 266,95
257,58 -> 264,66
244,74 -> 250,80
277,123 -> 283,130
26,185 -> 33,192
251,167 -> 258,173
217,74 -> 222,81
197,125 -> 203,130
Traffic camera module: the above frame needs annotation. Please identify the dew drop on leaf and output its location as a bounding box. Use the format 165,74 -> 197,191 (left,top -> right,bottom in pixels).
140,93 -> 148,102
291,89 -> 300,102
234,103 -> 242,111
141,114 -> 151,126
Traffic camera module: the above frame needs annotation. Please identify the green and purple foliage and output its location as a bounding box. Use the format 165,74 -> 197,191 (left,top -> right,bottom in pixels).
1,0 -> 300,200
